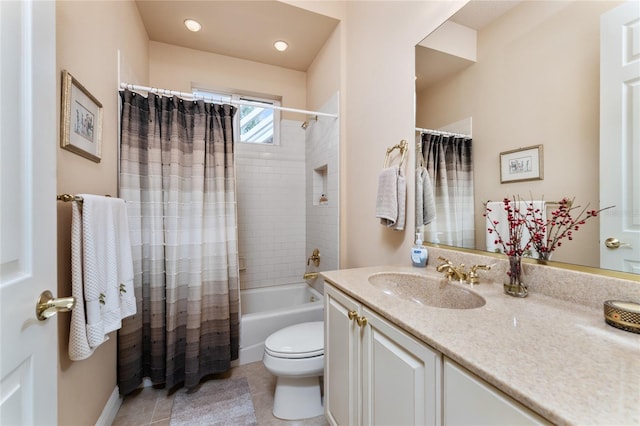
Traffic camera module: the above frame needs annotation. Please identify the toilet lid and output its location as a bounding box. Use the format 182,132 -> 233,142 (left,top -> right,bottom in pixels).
264,321 -> 324,359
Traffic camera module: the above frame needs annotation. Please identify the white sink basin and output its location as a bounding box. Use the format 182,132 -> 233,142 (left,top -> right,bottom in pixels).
368,272 -> 486,310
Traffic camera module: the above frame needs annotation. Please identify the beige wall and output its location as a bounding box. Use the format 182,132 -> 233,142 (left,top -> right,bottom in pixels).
55,1 -> 148,424
342,1 -> 465,267
416,0 -> 621,267
148,41 -> 307,121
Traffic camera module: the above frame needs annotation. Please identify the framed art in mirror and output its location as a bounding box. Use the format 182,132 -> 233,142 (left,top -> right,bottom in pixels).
60,70 -> 102,162
500,144 -> 543,183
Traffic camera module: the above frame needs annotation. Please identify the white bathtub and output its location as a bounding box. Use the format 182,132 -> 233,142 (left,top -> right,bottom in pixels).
237,283 -> 324,365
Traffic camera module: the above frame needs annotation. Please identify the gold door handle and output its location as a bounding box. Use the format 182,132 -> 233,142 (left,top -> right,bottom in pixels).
348,310 -> 358,321
36,290 -> 75,321
356,316 -> 368,327
605,237 -> 632,249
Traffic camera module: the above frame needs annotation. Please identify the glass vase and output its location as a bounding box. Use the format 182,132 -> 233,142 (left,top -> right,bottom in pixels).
503,255 -> 528,297
537,251 -> 552,265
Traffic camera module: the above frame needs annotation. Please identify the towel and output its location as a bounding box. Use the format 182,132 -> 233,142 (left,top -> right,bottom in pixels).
416,166 -> 436,226
68,195 -> 136,361
485,200 -> 546,258
376,165 -> 406,231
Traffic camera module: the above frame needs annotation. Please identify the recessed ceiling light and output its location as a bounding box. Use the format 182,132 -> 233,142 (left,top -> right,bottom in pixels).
184,19 -> 202,32
274,40 -> 289,52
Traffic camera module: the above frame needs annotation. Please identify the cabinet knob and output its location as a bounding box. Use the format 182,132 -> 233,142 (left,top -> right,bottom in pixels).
348,310 -> 358,320
356,316 -> 368,327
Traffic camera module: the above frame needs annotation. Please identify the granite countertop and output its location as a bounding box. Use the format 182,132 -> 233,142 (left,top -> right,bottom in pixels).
321,265 -> 640,426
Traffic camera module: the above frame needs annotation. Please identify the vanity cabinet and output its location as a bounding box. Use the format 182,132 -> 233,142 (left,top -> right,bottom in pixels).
324,282 -> 550,426
324,284 -> 441,426
443,359 -> 549,426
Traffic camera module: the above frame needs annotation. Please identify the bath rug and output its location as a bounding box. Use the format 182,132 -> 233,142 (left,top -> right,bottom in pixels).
169,377 -> 257,426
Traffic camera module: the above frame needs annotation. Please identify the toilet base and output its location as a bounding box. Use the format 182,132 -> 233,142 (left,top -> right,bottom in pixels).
272,375 -> 324,420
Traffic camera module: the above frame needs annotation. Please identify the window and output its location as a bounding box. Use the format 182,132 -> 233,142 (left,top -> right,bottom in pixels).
193,89 -> 281,145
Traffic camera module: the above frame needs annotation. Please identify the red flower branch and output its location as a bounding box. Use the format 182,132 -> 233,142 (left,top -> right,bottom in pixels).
523,197 -> 614,260
483,196 -> 533,257
484,196 -> 614,260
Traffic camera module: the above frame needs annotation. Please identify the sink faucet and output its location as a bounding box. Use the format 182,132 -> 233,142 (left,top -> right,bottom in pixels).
436,257 -> 468,282
436,257 -> 491,284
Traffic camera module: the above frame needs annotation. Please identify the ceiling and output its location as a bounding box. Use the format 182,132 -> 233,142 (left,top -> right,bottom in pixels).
415,0 -> 521,92
134,1 -> 339,72
135,0 -> 518,88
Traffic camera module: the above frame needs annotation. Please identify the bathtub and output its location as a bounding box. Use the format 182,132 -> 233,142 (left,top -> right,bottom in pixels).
238,282 -> 324,365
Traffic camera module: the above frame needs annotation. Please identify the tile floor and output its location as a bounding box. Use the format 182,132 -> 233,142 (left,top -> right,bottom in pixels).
111,361 -> 328,426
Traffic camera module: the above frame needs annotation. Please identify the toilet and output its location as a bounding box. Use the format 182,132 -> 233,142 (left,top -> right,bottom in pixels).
262,321 -> 324,420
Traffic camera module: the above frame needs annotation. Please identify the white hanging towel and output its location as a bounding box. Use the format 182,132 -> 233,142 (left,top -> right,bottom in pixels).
69,194 -> 136,361
485,200 -> 546,258
376,165 -> 406,231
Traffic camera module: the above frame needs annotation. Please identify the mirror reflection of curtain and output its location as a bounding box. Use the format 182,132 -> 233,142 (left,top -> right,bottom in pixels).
117,89 -> 240,395
420,132 -> 475,248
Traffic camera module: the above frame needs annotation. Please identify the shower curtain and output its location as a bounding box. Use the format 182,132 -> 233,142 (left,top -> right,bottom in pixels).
420,132 -> 475,248
117,89 -> 240,395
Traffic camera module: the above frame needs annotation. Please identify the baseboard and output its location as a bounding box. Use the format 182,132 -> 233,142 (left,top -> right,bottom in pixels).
94,385 -> 122,426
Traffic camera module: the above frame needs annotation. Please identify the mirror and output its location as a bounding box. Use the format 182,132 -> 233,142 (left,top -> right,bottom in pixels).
415,0 -> 637,275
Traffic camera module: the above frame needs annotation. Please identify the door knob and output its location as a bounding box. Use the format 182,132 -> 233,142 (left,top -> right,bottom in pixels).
36,290 -> 75,321
348,310 -> 358,321
605,237 -> 632,249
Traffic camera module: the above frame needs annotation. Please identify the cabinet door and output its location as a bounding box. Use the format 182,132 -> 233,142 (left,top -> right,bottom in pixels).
443,359 -> 549,425
362,307 -> 441,426
324,284 -> 362,426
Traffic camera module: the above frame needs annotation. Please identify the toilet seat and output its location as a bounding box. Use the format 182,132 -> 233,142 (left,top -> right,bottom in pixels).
264,321 -> 324,359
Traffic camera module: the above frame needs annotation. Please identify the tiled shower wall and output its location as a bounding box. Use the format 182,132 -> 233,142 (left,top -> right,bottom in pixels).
306,93 -> 340,281
236,93 -> 340,291
236,120 -> 307,289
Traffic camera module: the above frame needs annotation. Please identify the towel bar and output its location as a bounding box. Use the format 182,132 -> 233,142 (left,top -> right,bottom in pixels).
57,194 -> 112,202
384,140 -> 408,168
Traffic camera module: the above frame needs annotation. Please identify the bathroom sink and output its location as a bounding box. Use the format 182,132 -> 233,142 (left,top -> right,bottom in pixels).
367,272 -> 486,310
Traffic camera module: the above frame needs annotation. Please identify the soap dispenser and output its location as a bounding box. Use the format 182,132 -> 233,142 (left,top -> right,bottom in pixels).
411,233 -> 428,267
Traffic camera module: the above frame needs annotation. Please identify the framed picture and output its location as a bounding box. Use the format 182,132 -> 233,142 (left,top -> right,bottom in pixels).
60,70 -> 103,162
499,144 -> 543,183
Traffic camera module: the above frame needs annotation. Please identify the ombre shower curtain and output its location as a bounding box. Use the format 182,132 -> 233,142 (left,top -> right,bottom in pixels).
117,89 -> 240,395
421,132 -> 475,248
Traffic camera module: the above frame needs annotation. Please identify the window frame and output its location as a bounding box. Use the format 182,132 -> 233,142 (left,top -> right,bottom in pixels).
193,89 -> 281,145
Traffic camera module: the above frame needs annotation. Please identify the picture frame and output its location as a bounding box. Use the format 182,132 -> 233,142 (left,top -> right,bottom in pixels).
60,70 -> 103,162
499,144 -> 543,183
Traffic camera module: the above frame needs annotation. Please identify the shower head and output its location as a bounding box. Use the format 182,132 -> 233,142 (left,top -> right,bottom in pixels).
301,115 -> 318,130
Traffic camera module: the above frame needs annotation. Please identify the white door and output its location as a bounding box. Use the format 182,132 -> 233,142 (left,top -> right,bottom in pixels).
600,0 -> 640,274
0,1 -> 58,424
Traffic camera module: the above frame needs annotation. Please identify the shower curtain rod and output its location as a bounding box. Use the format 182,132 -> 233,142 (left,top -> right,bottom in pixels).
416,127 -> 471,138
120,83 -> 338,119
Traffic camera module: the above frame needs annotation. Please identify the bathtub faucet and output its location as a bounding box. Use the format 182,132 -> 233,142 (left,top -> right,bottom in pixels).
303,272 -> 319,280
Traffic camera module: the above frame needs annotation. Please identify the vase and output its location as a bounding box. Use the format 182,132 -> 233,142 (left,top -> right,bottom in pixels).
503,255 -> 528,297
536,250 -> 552,265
